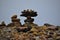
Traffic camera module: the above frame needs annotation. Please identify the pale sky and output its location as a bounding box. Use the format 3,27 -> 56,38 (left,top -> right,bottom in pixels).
0,0 -> 60,26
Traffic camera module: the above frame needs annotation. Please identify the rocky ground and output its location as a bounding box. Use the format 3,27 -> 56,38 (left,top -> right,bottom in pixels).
0,23 -> 60,40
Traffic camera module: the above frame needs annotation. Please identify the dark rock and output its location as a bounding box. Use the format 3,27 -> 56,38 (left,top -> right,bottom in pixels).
0,21 -> 6,26
20,9 -> 37,17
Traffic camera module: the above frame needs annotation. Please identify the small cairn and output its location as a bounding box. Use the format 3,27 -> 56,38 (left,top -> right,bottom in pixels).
0,21 -> 6,29
7,15 -> 21,27
20,9 -> 38,27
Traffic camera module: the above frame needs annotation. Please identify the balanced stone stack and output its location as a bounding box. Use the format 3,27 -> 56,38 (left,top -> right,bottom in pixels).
0,9 -> 60,40
20,9 -> 38,27
11,15 -> 21,26
0,21 -> 6,29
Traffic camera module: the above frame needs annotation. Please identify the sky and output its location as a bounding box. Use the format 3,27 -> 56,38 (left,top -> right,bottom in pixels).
0,0 -> 60,26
